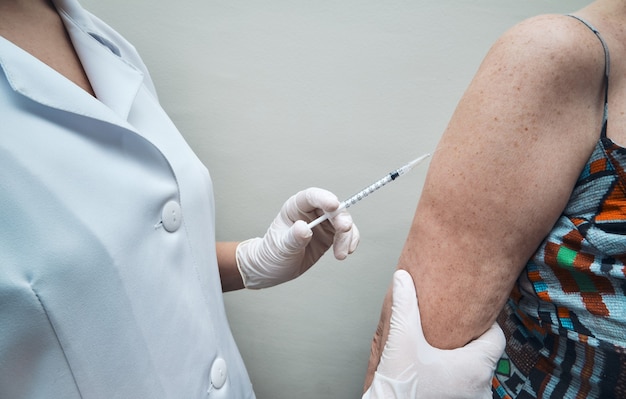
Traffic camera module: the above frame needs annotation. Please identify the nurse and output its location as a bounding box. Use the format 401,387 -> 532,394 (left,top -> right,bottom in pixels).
0,0 -> 504,397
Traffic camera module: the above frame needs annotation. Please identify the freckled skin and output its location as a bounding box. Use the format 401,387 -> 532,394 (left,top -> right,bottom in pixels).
366,0 -> 626,390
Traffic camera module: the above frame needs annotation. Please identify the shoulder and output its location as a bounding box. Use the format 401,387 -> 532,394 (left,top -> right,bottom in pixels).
461,13 -> 607,133
482,14 -> 606,93
500,14 -> 601,53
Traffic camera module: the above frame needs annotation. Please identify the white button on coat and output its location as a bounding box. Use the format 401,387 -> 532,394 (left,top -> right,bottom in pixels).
210,357 -> 228,390
162,200 -> 182,232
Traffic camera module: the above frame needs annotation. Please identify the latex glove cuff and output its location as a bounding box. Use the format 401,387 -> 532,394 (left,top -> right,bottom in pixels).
236,236 -> 304,289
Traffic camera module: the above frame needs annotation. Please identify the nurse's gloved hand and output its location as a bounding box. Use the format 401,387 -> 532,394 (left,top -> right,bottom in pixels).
235,187 -> 359,289
363,270 -> 505,399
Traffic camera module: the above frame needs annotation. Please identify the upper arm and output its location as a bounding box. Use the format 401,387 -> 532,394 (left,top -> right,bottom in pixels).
401,14 -> 607,348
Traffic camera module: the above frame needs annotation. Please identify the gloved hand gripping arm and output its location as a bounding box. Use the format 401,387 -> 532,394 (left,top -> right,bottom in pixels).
363,270 -> 506,399
235,187 -> 360,289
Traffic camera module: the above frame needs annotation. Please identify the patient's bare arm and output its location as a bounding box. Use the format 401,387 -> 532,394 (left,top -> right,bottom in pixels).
365,13 -> 606,390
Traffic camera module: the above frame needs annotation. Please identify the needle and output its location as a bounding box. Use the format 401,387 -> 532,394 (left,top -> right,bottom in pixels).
307,153 -> 431,229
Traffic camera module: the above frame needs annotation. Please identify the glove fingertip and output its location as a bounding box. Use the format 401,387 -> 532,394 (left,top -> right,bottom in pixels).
327,211 -> 351,232
392,270 -> 416,301
315,188 -> 341,211
333,224 -> 362,259
391,270 -> 420,320
487,323 -> 506,347
470,322 -> 506,357
332,234 -> 350,260
300,187 -> 340,213
292,219 -> 313,242
349,225 -> 361,253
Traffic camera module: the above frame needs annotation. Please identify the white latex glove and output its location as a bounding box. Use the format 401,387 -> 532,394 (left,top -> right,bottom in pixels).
236,187 -> 360,289
363,270 -> 505,399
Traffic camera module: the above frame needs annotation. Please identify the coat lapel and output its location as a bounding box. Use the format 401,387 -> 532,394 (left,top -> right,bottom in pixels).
0,2 -> 144,126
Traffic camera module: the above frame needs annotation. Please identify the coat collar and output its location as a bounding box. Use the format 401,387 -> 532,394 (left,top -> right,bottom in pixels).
0,0 -> 144,125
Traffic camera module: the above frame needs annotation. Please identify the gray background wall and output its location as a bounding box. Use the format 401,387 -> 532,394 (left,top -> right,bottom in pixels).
80,1 -> 589,397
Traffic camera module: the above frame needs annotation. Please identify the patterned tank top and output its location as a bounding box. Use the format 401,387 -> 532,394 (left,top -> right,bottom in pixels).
493,16 -> 626,399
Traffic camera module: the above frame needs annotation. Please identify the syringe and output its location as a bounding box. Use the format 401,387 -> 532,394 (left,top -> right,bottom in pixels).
307,153 -> 431,229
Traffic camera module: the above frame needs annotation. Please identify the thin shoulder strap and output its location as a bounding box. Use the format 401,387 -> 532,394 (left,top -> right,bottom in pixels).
566,14 -> 610,138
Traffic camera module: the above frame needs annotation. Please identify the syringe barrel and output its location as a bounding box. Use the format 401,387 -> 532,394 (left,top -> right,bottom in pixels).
343,174 -> 393,209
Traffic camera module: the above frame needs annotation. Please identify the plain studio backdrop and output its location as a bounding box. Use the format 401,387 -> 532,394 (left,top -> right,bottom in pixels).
80,1 -> 589,398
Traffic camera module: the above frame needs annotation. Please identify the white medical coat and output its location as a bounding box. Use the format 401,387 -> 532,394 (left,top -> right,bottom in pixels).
0,0 -> 255,397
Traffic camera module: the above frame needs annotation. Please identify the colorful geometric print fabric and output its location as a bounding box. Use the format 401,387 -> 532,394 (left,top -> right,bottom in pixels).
493,302 -> 626,398
492,137 -> 626,398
